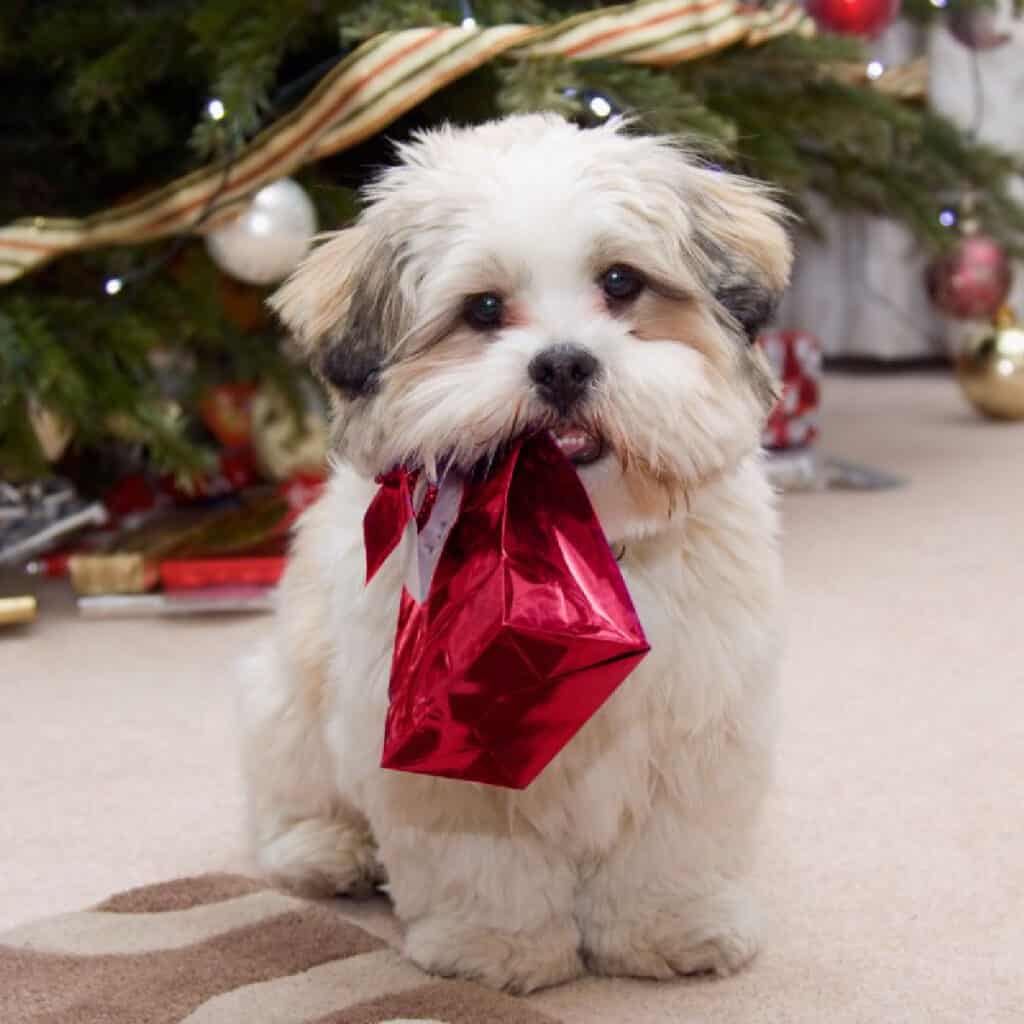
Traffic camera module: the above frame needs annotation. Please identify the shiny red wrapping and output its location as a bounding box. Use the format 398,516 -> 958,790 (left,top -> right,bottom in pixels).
363,467 -> 417,584
363,433 -> 650,789
758,329 -> 822,450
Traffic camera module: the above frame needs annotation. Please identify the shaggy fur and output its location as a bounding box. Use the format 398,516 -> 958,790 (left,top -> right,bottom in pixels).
239,114 -> 791,993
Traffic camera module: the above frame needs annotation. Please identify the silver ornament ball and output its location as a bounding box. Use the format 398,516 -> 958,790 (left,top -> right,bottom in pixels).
205,178 -> 317,285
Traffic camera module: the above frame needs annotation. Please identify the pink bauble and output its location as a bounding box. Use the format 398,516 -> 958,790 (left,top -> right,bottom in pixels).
926,235 -> 1013,321
805,0 -> 900,37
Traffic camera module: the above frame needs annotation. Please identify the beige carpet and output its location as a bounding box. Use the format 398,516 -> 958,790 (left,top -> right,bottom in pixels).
2,372 -> 1022,1022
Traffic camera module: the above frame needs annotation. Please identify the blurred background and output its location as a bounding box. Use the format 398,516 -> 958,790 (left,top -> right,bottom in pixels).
2,1 -> 1023,524
2,0 -> 1024,587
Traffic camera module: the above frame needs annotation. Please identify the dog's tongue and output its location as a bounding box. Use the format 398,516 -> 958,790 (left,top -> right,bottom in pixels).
550,424 -> 603,465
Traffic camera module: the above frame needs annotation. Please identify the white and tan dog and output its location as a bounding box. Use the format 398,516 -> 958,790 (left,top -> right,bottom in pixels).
239,113 -> 791,993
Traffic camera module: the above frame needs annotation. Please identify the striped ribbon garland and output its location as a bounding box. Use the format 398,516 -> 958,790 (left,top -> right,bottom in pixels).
0,0 -> 812,285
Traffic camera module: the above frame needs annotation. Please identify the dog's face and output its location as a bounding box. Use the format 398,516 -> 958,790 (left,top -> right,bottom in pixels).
272,114 -> 791,540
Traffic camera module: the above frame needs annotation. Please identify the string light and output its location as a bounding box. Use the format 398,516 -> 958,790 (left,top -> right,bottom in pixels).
865,60 -> 885,81
99,49 -> 354,299
588,95 -> 614,119
99,98 -> 246,296
458,1 -> 477,30
929,0 -> 947,7
939,208 -> 958,228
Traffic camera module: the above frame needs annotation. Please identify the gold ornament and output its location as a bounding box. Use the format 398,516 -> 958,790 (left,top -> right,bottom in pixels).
956,306 -> 1024,420
250,385 -> 328,482
0,595 -> 38,627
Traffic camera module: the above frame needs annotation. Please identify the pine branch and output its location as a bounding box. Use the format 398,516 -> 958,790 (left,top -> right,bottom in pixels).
497,57 -> 582,118
672,35 -> 1024,256
0,242 -> 317,479
338,0 -> 450,43
187,0 -> 322,155
66,9 -> 189,116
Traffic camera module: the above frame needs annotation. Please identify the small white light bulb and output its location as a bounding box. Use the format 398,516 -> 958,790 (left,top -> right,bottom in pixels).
589,96 -> 613,119
461,16 -> 477,29
104,277 -> 123,296
929,0 -> 947,8
866,61 -> 885,81
206,98 -> 226,121
938,209 -> 957,228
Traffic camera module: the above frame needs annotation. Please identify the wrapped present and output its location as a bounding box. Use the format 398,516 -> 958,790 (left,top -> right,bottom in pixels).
758,329 -> 823,450
159,550 -> 287,590
157,474 -> 323,590
71,476 -> 323,595
0,479 -> 107,566
78,586 -> 276,619
68,507 -> 225,595
364,433 -> 650,790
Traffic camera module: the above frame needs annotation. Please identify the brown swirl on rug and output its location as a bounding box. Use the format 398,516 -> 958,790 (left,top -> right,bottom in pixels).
0,873 -> 560,1024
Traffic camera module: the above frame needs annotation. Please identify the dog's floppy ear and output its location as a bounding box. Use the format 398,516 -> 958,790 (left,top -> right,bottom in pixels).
270,226 -> 408,398
686,165 -> 794,343
269,228 -> 366,352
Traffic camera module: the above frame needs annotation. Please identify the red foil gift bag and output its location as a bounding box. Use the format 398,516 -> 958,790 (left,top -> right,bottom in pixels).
364,433 -> 650,789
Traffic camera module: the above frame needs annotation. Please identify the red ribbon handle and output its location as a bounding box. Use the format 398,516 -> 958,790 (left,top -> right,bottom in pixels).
363,468 -> 417,584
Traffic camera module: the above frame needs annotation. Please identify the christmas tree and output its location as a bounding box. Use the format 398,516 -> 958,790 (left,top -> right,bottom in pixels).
1,0 -> 1021,484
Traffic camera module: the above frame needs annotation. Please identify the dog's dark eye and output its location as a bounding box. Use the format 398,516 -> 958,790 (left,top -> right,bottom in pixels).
463,292 -> 504,330
600,264 -> 645,304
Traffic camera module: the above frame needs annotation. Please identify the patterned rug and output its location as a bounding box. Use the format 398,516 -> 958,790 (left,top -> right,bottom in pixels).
0,873 -> 559,1024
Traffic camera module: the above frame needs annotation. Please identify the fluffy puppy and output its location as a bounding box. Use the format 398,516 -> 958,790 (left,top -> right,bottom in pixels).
238,113 -> 791,994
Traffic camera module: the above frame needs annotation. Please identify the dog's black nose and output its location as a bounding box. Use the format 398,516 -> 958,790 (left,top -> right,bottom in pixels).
528,344 -> 600,414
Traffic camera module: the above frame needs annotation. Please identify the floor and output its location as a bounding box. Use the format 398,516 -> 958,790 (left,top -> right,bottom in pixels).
2,372 -> 1022,1022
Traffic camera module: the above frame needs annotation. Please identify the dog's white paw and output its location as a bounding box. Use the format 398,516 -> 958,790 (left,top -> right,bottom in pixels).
403,914 -> 584,994
584,898 -> 760,980
257,817 -> 383,898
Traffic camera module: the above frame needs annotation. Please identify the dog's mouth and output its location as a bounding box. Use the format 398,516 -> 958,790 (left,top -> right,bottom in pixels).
550,423 -> 607,466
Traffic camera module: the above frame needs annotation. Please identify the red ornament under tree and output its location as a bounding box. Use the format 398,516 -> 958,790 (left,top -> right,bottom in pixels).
926,234 -> 1013,321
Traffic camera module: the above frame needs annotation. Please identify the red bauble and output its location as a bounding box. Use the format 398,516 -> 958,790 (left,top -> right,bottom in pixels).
926,235 -> 1013,321
805,0 -> 900,37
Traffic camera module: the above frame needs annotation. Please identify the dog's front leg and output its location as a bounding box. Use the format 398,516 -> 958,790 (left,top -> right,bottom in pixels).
576,722 -> 771,981
369,783 -> 584,994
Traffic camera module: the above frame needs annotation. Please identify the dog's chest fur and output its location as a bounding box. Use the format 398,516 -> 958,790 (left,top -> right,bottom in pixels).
296,455 -> 781,864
